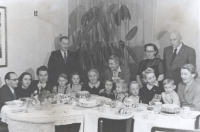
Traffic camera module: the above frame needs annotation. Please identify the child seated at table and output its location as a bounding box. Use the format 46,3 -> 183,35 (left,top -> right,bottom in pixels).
67,72 -> 82,92
115,79 -> 128,102
161,78 -> 180,105
99,79 -> 115,99
52,73 -> 71,94
126,81 -> 140,104
139,68 -> 161,104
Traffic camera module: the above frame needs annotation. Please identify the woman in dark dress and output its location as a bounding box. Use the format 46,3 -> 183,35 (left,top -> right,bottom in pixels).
136,43 -> 164,89
82,69 -> 103,95
15,72 -> 33,99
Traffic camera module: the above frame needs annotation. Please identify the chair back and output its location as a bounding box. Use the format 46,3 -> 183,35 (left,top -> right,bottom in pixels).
98,117 -> 134,132
195,115 -> 200,129
151,126 -> 200,132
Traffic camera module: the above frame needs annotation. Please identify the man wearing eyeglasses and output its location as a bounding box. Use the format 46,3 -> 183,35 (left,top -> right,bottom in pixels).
0,72 -> 18,109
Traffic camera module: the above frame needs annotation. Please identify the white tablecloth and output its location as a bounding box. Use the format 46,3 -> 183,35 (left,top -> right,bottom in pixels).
133,110 -> 200,132
1,96 -> 200,132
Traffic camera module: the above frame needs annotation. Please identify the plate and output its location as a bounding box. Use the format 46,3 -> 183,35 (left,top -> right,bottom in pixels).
160,111 -> 175,116
78,102 -> 99,108
181,113 -> 196,119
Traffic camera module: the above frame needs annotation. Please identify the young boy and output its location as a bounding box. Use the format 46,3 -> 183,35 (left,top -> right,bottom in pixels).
139,67 -> 161,104
161,79 -> 180,105
128,81 -> 140,104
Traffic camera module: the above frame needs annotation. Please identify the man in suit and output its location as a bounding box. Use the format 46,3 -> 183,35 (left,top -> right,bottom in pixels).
163,30 -> 196,86
0,72 -> 18,109
31,66 -> 53,93
48,36 -> 81,84
104,55 -> 130,84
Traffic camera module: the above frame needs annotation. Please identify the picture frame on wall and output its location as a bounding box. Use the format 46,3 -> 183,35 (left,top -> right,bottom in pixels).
0,6 -> 7,67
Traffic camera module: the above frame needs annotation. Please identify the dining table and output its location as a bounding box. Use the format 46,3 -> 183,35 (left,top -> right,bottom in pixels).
1,94 -> 200,132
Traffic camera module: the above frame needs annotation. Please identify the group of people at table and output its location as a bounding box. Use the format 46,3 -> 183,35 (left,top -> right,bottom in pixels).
0,30 -> 199,131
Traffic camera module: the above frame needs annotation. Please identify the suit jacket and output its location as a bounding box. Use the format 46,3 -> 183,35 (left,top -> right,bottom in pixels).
30,80 -> 53,93
0,84 -> 16,109
163,44 -> 196,85
48,50 -> 81,84
104,65 -> 130,84
177,80 -> 200,111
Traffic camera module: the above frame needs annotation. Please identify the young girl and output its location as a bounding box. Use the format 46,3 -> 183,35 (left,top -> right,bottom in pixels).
67,72 -> 82,92
100,79 -> 115,99
52,73 -> 71,94
115,79 -> 128,102
139,68 -> 161,105
127,81 -> 140,104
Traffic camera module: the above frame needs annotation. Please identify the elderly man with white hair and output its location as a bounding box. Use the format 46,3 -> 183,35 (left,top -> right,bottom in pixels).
163,30 -> 196,87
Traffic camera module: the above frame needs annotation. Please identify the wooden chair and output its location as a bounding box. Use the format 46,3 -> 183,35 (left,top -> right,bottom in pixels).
98,117 -> 134,132
195,115 -> 200,129
151,126 -> 200,132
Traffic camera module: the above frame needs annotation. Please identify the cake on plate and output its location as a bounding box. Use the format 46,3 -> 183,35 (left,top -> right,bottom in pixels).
78,98 -> 97,107
161,104 -> 180,114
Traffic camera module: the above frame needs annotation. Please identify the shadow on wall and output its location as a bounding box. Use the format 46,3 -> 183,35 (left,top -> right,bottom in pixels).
25,68 -> 35,80
154,26 -> 171,59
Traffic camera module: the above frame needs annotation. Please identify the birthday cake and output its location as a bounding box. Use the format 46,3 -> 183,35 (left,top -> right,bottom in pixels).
161,104 -> 180,114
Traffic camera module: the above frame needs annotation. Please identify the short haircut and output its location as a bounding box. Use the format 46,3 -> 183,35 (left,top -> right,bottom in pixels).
181,64 -> 198,78
116,79 -> 128,92
142,67 -> 155,80
109,55 -> 120,64
36,66 -> 48,75
163,78 -> 175,86
18,72 -> 32,87
88,69 -> 99,79
144,43 -> 158,56
4,72 -> 16,82
58,73 -> 68,80
129,81 -> 139,88
59,36 -> 69,42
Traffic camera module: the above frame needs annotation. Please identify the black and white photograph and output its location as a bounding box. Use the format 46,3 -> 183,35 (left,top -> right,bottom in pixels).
0,6 -> 7,67
0,0 -> 199,132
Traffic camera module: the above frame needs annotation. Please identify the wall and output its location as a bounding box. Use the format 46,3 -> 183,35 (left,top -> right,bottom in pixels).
0,0 -> 68,86
153,0 -> 200,73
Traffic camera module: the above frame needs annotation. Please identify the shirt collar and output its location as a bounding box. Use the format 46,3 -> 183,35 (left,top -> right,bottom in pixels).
88,81 -> 100,88
60,50 -> 67,57
38,82 -> 46,88
174,43 -> 182,53
146,84 -> 154,90
8,85 -> 15,94
113,66 -> 121,72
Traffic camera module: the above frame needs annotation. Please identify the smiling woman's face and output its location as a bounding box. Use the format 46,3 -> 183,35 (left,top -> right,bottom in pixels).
88,71 -> 98,84
181,69 -> 195,84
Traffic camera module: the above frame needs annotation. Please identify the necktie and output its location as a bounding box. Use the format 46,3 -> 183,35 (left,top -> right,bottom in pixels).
170,48 -> 177,66
64,52 -> 67,63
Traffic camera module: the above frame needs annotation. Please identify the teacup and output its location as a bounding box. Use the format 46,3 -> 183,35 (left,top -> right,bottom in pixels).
182,107 -> 190,115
